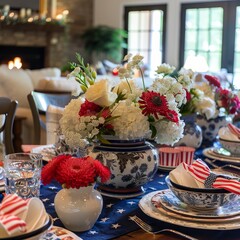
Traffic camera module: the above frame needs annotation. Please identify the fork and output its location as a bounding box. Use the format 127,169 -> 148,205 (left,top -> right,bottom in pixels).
130,215 -> 198,240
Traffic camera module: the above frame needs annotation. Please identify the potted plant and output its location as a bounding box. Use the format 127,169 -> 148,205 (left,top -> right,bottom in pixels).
81,25 -> 127,64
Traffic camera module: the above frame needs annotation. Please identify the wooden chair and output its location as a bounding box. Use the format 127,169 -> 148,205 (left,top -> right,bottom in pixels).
27,90 -> 75,145
0,97 -> 18,154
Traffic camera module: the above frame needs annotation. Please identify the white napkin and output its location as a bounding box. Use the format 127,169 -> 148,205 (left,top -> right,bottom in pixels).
169,162 -> 204,188
218,125 -> 240,141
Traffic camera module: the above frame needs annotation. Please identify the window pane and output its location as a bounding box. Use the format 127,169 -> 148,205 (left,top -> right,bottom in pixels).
140,31 -> 149,50
140,11 -> 150,30
128,12 -> 139,31
208,52 -> 221,71
198,30 -> 209,50
199,9 -> 209,29
210,8 -> 223,28
151,31 -> 161,51
210,30 -> 222,51
186,9 -> 197,29
128,32 -> 139,50
185,30 -> 197,50
151,10 -> 161,30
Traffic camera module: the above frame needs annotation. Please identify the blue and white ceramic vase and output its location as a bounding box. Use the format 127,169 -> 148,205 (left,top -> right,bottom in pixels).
174,114 -> 202,149
88,137 -> 159,195
196,114 -> 232,147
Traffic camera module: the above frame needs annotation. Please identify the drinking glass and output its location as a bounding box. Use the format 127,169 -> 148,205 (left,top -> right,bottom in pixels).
4,153 -> 42,198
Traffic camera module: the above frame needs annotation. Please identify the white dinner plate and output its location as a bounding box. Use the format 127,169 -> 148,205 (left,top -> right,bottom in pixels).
203,147 -> 240,165
139,191 -> 240,230
151,189 -> 240,219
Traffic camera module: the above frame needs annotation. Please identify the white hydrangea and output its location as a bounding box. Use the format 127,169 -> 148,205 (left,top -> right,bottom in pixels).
111,101 -> 150,139
60,98 -> 106,146
154,120 -> 185,146
149,76 -> 186,107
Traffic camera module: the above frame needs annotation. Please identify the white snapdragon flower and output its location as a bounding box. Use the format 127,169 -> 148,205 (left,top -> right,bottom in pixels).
156,63 -> 175,75
111,101 -> 150,139
154,120 -> 185,146
67,66 -> 81,79
85,79 -> 117,107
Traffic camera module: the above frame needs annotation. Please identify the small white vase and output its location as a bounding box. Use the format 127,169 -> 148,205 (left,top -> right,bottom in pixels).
54,185 -> 103,232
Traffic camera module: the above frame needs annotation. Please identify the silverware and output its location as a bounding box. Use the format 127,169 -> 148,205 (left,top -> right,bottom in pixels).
130,215 -> 198,240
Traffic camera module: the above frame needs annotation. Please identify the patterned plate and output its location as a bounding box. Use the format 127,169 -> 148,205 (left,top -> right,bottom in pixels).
203,147 -> 240,164
151,189 -> 240,219
139,191 -> 240,230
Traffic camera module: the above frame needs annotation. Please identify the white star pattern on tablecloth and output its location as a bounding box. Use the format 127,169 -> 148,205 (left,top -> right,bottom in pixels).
49,203 -> 55,207
127,201 -> 135,205
48,186 -> 58,190
149,187 -> 157,191
159,174 -> 165,177
112,223 -> 121,229
89,230 -> 98,235
41,198 -> 49,202
117,209 -> 125,214
158,181 -> 165,185
52,217 -> 59,222
106,203 -> 114,208
100,217 -> 109,222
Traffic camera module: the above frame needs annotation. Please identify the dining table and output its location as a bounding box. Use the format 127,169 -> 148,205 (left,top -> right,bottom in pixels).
29,146 -> 239,240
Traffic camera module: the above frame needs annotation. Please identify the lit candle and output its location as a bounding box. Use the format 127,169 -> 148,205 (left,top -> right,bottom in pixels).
39,0 -> 47,18
49,0 -> 57,19
20,8 -> 26,19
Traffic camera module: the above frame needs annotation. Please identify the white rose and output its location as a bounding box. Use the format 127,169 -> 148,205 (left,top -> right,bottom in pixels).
85,79 -> 117,107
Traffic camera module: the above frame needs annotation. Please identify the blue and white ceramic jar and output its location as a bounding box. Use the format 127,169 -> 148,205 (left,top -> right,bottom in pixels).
88,137 -> 159,195
196,114 -> 232,147
174,114 -> 202,149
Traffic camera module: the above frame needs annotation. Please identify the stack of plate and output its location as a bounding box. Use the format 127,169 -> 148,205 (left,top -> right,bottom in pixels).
203,147 -> 240,165
139,189 -> 240,230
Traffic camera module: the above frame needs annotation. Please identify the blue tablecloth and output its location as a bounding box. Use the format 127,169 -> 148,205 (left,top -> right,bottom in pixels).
40,167 -> 240,240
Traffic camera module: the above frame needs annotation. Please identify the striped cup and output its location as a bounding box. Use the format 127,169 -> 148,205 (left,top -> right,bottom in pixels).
174,146 -> 195,165
159,147 -> 180,167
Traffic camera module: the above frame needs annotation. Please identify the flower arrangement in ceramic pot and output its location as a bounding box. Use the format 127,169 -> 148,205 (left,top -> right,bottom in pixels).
59,53 -> 197,147
41,155 -> 111,188
193,74 -> 240,120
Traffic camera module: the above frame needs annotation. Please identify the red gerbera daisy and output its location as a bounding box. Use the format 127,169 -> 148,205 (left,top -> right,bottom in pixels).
79,100 -> 102,116
205,75 -> 221,88
41,155 -> 111,189
138,91 -> 179,123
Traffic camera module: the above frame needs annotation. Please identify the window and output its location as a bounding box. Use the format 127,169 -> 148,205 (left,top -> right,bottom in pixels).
124,5 -> 166,77
180,1 -> 240,88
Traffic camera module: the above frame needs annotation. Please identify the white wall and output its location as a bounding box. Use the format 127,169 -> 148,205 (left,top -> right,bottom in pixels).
93,0 -> 225,67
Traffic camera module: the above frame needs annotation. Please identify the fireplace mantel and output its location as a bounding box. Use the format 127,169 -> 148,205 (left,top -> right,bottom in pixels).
0,22 -> 65,33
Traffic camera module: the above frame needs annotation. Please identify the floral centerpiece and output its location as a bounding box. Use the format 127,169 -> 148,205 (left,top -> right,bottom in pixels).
193,74 -> 240,120
41,155 -> 111,188
59,53 -> 196,147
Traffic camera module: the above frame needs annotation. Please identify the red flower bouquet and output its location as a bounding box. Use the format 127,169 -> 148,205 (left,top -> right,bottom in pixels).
41,155 -> 111,189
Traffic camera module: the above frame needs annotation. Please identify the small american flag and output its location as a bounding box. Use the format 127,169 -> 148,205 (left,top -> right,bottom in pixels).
182,159 -> 240,194
0,214 -> 26,235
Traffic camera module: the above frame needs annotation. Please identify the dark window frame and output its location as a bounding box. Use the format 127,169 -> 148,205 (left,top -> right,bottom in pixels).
179,1 -> 239,74
124,4 -> 167,64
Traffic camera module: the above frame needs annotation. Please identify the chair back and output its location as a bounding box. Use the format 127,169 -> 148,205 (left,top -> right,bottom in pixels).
0,97 -> 18,154
27,90 -> 74,144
